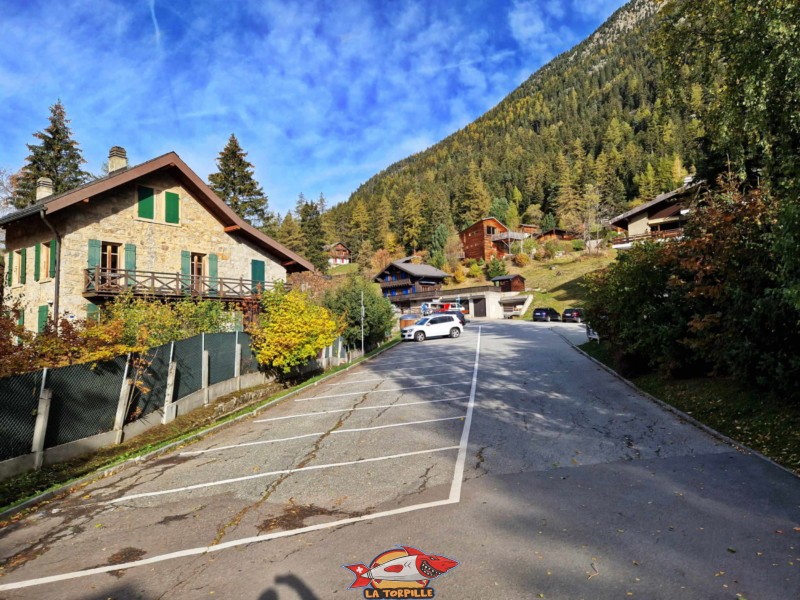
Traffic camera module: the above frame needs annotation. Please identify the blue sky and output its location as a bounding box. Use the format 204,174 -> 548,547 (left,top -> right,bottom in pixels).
0,0 -> 625,216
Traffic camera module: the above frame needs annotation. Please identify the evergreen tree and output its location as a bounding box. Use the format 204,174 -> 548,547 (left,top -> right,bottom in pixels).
372,195 -> 393,250
542,213 -> 557,231
208,134 -> 272,227
430,223 -> 449,256
276,212 -> 305,253
12,100 -> 90,208
489,197 -> 509,224
457,162 -> 492,228
400,190 -> 424,254
296,193 -> 327,272
350,198 -> 370,248
506,201 -> 521,230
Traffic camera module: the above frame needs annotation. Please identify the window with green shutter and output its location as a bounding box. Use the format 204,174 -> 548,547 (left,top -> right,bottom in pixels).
137,186 -> 155,219
5,251 -> 12,287
165,192 -> 180,224
49,239 -> 57,278
124,243 -> 137,285
37,305 -> 48,333
181,250 -> 191,293
87,239 -> 101,269
86,303 -> 99,322
16,308 -> 24,327
208,253 -> 218,295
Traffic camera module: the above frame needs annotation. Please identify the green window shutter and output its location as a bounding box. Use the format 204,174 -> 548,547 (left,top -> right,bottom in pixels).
180,250 -> 191,292
49,239 -> 57,278
137,186 -> 155,219
19,248 -> 26,284
5,251 -> 12,287
87,239 -> 101,269
165,192 -> 180,224
17,308 -> 24,327
34,243 -> 41,282
208,253 -> 218,295
86,302 -> 99,322
37,305 -> 48,333
251,259 -> 265,293
124,243 -> 137,286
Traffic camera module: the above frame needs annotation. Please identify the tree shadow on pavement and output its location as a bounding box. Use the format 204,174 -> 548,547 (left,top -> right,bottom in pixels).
257,573 -> 320,600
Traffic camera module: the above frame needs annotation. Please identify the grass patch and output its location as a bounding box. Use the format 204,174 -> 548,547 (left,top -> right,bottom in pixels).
328,263 -> 359,276
0,336 -> 401,517
580,341 -> 800,475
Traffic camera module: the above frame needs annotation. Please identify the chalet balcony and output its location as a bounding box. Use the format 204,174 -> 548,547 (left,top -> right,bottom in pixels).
612,228 -> 684,248
490,231 -> 527,242
83,267 -> 275,300
379,277 -> 412,289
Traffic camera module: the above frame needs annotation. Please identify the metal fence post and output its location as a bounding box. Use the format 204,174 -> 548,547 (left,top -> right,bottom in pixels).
113,354 -> 132,444
162,360 -> 178,424
234,331 -> 242,391
31,369 -> 51,469
202,332 -> 210,405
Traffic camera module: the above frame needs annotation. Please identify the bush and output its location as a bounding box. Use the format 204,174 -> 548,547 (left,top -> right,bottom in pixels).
452,264 -> 468,283
542,240 -> 560,259
513,253 -> 530,267
467,263 -> 484,279
323,276 -> 394,350
251,284 -> 342,374
485,257 -> 507,279
572,239 -> 586,252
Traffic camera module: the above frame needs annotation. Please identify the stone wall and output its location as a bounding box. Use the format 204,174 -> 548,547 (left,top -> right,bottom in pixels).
5,172 -> 286,329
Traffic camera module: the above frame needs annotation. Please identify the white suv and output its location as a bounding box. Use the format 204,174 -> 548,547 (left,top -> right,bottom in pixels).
401,315 -> 462,342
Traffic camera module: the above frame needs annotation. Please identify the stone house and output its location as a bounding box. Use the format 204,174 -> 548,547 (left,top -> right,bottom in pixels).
1,147 -> 314,332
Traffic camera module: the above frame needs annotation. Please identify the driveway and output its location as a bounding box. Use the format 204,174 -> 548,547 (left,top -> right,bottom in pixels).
0,321 -> 798,599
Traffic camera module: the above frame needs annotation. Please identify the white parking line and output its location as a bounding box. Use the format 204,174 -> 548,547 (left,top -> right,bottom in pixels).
0,328 -> 482,593
366,360 -> 473,371
181,416 -> 464,456
322,368 -> 471,386
105,446 -> 460,505
293,382 -> 466,402
253,396 -> 470,423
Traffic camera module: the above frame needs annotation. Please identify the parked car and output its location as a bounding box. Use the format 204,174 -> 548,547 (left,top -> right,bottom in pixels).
401,314 -> 463,342
436,310 -> 467,326
561,307 -> 585,323
532,307 -> 561,322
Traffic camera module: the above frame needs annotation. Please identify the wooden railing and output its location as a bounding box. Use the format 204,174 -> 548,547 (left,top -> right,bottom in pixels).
613,229 -> 684,246
440,285 -> 497,296
379,277 -> 412,289
83,267 -> 275,300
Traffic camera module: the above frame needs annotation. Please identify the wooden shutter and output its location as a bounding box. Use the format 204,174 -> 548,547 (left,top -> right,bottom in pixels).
87,239 -> 101,268
137,186 -> 155,219
164,192 -> 180,224
180,250 -> 191,292
251,259 -> 265,293
34,243 -> 41,281
19,248 -> 26,284
49,239 -> 57,278
5,251 -> 11,287
86,303 -> 99,322
16,308 -> 24,327
124,243 -> 137,286
37,305 -> 48,333
208,253 -> 218,295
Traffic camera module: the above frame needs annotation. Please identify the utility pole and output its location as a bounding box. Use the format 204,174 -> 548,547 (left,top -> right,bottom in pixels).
360,289 -> 365,356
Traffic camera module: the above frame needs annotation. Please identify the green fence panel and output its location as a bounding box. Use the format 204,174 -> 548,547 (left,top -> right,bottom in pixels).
0,371 -> 42,461
129,343 -> 170,417
173,336 -> 203,399
44,357 -> 126,448
206,333 -> 237,385
238,333 -> 260,374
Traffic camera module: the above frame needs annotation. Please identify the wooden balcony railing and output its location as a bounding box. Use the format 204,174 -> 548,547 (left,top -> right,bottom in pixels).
83,267 -> 275,300
379,277 -> 412,289
613,229 -> 684,246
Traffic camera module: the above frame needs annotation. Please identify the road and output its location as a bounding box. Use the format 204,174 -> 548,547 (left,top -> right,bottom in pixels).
1,320 -> 798,599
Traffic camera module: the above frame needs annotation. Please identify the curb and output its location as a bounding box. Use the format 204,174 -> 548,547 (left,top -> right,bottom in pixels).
0,338 -> 402,520
556,331 -> 799,480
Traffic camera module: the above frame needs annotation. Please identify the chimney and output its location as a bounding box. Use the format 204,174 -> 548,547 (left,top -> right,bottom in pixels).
36,177 -> 54,201
108,146 -> 128,174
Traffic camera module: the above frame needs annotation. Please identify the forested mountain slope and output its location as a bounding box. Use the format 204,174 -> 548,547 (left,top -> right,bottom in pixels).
324,0 -> 707,254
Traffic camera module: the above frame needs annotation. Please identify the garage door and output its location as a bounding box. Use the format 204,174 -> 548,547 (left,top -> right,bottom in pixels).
473,297 -> 486,317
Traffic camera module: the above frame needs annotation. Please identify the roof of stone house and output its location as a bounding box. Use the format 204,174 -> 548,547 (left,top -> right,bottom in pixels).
0,152 -> 314,273
609,179 -> 705,227
491,274 -> 525,282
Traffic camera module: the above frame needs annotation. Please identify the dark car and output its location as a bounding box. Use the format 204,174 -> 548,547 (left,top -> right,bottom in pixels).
561,307 -> 585,323
532,307 -> 561,322
437,310 -> 467,326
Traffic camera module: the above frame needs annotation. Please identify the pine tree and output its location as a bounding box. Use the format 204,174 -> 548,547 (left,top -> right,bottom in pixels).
208,134 -> 273,227
12,100 -> 90,208
372,195 -> 393,250
457,162 -> 492,228
400,190 -> 424,254
350,198 -> 370,248
296,193 -> 327,272
276,212 -> 306,253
